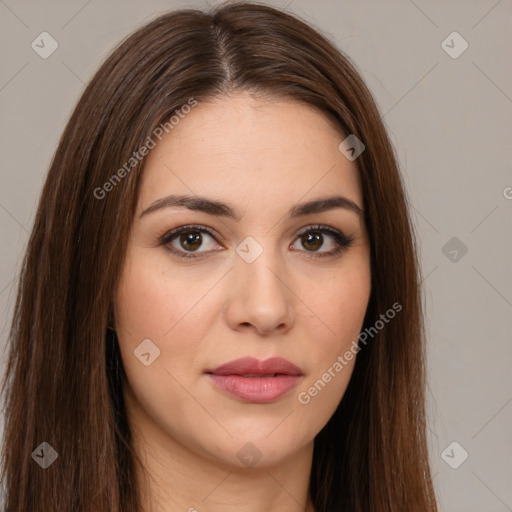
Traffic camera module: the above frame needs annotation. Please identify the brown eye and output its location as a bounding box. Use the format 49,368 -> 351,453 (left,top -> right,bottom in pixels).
179,230 -> 203,251
160,225 -> 222,259
292,224 -> 353,258
301,231 -> 323,251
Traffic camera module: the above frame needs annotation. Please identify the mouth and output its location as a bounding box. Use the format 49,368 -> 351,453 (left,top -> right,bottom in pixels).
205,356 -> 304,404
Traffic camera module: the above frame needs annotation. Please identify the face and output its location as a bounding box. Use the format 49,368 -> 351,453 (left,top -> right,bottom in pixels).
114,92 -> 371,470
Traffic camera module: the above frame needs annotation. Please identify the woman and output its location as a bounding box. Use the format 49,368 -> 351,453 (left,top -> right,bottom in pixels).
0,2 -> 438,511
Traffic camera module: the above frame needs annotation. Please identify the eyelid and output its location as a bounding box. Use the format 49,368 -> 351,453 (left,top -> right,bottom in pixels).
159,224 -> 220,245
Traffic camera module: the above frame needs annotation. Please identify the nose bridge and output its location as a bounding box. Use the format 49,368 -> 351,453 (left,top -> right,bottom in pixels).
240,245 -> 281,290
228,234 -> 294,333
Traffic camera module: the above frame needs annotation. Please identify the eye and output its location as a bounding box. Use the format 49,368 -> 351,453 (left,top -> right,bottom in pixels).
291,224 -> 353,258
160,225 -> 222,259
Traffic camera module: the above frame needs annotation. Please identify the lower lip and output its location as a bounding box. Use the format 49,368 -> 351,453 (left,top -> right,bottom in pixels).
207,374 -> 302,403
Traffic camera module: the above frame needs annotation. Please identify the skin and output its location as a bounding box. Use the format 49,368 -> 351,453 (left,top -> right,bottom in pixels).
114,91 -> 371,512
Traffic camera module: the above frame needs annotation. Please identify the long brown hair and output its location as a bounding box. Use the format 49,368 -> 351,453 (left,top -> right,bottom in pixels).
0,2 -> 438,510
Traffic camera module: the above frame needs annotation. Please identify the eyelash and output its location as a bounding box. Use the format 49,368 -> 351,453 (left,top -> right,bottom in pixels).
158,224 -> 354,260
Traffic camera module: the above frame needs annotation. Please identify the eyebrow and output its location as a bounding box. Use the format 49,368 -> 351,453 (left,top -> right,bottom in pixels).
139,194 -> 364,220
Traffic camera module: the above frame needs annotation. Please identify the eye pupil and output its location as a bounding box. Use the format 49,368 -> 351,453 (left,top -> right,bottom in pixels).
180,231 -> 202,250
302,232 -> 322,251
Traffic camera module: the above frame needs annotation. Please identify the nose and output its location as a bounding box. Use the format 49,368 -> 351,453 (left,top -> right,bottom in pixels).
224,244 -> 296,336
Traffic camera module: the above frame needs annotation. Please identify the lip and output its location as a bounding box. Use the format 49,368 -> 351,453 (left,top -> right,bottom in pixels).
205,357 -> 303,404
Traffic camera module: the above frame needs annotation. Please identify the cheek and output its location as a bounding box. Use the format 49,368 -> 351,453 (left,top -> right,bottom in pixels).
114,260 -> 175,399
114,252 -> 221,383
310,260 -> 371,354
294,262 -> 371,416
115,258 -> 177,338
331,273 -> 370,347
114,256 -> 211,433
115,251 -> 210,342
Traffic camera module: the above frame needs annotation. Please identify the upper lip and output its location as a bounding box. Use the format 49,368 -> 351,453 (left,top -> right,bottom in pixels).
206,356 -> 303,376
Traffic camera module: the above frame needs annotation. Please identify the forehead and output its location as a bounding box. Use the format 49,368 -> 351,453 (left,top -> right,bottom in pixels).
137,93 -> 363,214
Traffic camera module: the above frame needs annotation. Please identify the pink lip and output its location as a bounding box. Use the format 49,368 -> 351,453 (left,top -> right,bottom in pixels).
205,357 -> 303,403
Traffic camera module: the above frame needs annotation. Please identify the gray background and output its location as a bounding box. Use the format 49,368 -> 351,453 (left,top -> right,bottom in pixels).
0,0 -> 511,510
